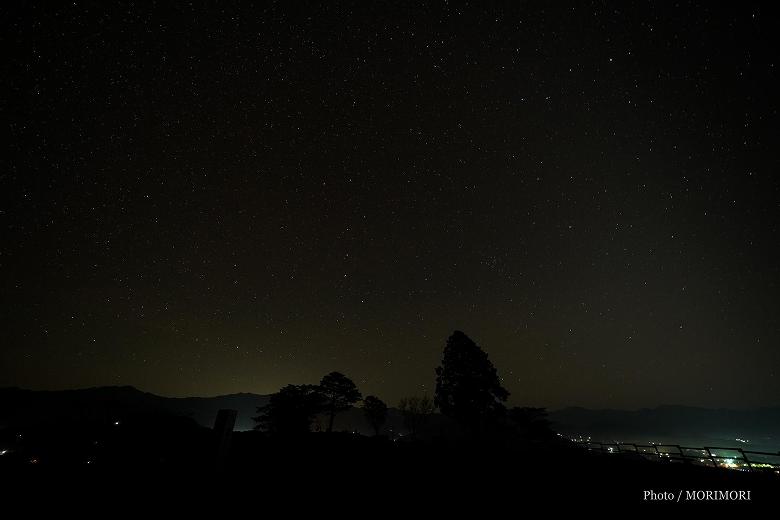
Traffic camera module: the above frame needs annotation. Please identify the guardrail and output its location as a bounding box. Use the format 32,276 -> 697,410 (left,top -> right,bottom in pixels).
576,440 -> 780,473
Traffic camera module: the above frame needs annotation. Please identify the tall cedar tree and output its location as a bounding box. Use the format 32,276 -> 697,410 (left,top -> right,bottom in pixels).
434,331 -> 509,433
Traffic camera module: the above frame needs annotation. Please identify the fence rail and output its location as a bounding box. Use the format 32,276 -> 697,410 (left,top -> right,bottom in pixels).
575,440 -> 780,473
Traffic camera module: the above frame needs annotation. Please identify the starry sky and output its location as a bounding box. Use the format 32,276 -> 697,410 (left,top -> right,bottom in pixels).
2,1 -> 778,409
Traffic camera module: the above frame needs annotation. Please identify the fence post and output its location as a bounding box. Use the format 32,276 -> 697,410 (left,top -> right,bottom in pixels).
738,448 -> 752,470
704,447 -> 717,468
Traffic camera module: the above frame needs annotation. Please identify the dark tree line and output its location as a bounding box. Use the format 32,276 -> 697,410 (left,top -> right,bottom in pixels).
254,371 -> 366,435
253,384 -> 326,436
255,330 -> 553,440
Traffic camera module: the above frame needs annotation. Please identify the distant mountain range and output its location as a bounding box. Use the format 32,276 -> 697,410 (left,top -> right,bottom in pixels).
549,405 -> 780,451
2,386 -> 779,449
0,385 -> 269,431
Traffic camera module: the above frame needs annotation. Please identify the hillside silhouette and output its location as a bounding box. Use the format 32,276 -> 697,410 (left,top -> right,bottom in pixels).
1,331 -> 778,505
4,386 -> 779,443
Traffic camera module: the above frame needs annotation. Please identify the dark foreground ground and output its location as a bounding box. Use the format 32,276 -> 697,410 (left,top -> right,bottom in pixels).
1,417 -> 777,510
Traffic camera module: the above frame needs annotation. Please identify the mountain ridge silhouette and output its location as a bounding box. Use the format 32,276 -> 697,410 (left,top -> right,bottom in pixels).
3,386 -> 779,442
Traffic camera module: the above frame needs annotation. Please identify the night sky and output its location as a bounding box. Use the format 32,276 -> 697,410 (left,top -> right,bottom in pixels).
2,1 -> 778,409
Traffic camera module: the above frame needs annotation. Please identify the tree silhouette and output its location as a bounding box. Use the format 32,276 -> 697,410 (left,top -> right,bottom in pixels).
361,395 -> 388,436
434,330 -> 509,434
508,407 -> 555,441
253,384 -> 326,436
398,395 -> 435,438
319,372 -> 362,432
